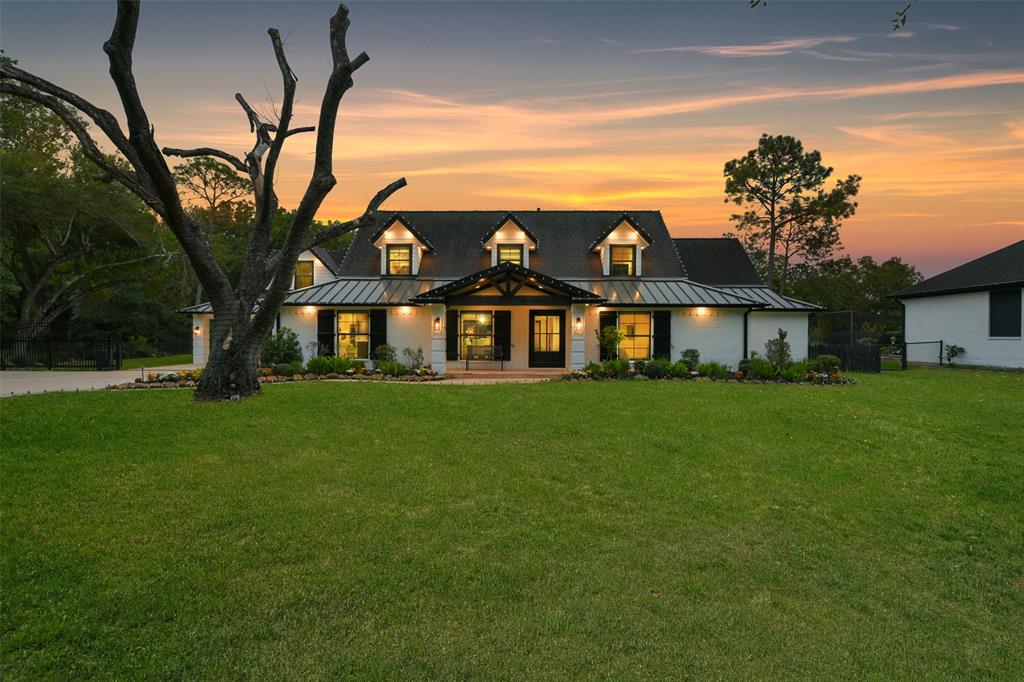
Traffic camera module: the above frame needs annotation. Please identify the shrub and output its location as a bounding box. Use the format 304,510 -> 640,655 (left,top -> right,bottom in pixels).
632,359 -> 646,375
125,335 -> 156,358
748,357 -> 777,380
261,327 -> 303,365
595,325 -> 625,359
945,343 -> 965,366
271,363 -> 294,377
697,362 -> 730,380
603,359 -> 630,378
809,354 -> 841,373
764,328 -> 792,369
644,359 -> 668,378
373,344 -> 397,362
680,348 -> 700,371
779,360 -> 810,382
306,356 -> 333,375
583,361 -> 603,377
377,360 -> 409,377
402,346 -> 425,369
669,361 -> 691,378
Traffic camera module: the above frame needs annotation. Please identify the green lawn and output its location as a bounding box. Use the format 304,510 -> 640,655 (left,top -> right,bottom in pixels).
122,353 -> 193,369
2,370 -> 1022,679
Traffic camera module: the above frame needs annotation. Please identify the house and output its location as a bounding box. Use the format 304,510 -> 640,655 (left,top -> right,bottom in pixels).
894,240 -> 1023,368
187,211 -> 819,373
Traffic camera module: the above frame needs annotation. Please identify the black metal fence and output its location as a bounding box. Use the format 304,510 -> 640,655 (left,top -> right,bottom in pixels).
808,343 -> 881,373
1,325 -> 123,370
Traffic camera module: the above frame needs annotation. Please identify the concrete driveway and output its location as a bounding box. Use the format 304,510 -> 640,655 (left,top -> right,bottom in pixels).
0,364 -> 200,397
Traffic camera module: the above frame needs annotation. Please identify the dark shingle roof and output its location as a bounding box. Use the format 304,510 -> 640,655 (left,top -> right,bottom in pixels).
673,238 -> 764,285
338,211 -> 686,279
309,245 -> 341,276
894,240 -> 1024,298
586,213 -> 654,251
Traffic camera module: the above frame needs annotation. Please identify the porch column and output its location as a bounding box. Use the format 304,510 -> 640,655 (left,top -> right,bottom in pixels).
571,303 -> 587,370
430,303 -> 447,375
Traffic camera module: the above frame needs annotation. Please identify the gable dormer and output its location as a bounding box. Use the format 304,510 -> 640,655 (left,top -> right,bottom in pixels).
589,214 -> 652,277
371,214 -> 434,276
481,213 -> 539,268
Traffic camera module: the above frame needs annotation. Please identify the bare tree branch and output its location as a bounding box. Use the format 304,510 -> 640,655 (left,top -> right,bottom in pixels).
162,146 -> 248,174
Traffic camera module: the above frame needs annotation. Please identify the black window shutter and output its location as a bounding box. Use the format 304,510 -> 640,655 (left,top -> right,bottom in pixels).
598,310 -> 618,360
653,310 -> 671,359
494,310 -> 512,361
446,310 -> 459,360
369,309 -> 387,357
990,288 -> 1022,337
316,310 -> 336,356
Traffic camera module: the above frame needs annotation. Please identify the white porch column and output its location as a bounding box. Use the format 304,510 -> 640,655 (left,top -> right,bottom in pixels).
430,303 -> 447,375
571,303 -> 587,370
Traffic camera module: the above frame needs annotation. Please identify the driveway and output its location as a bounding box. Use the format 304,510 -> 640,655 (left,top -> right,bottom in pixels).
0,364 -> 201,397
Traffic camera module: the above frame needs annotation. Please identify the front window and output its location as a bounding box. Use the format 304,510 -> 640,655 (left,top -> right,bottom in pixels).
619,312 -> 650,360
294,260 -> 314,288
497,244 -> 523,265
990,288 -> 1022,337
387,245 -> 412,276
338,311 -> 370,358
460,312 -> 493,359
610,245 -> 635,276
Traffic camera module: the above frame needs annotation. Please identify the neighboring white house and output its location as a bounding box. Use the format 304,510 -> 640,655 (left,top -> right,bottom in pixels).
186,211 -> 818,373
894,240 -> 1024,368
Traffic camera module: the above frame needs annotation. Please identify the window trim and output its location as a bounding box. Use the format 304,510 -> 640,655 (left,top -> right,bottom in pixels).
294,260 -> 314,289
609,244 -> 636,277
496,243 -> 524,265
988,288 -> 1022,338
386,244 -> 413,277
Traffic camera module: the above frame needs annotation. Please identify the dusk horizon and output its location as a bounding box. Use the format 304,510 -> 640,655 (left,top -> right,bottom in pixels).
3,0 -> 1023,275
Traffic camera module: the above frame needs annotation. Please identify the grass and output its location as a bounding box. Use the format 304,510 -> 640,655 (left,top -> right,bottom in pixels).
2,369 -> 1022,679
122,354 -> 192,369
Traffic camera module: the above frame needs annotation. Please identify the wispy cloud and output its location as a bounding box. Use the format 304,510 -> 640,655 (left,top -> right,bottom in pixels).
597,37 -> 627,48
923,23 -> 961,31
633,36 -> 858,57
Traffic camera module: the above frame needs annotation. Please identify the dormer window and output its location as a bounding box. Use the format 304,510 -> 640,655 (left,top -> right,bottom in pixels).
610,245 -> 635,276
589,215 -> 652,277
294,260 -> 314,288
497,244 -> 523,265
371,214 -> 434,277
387,245 -> 412,276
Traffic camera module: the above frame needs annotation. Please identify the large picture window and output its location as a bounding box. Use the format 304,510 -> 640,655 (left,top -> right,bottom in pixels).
460,311 -> 492,359
338,311 -> 370,358
619,312 -> 650,360
497,244 -> 523,265
294,260 -> 314,289
610,245 -> 636,276
990,288 -> 1022,337
387,245 -> 412,276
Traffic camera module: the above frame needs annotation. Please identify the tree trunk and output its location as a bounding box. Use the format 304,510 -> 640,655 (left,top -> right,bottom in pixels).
195,341 -> 261,401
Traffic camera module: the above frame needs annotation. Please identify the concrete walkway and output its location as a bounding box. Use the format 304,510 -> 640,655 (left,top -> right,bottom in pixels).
0,364 -> 200,397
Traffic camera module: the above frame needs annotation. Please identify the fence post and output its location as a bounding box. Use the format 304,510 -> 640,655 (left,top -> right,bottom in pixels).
939,340 -> 943,365
902,342 -> 907,370
46,335 -> 53,370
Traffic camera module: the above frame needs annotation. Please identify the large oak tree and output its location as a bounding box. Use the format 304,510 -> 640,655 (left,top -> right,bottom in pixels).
0,1 -> 406,400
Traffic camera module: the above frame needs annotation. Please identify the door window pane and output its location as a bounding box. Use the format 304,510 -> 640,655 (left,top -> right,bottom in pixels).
532,314 -> 561,352
610,245 -> 635,276
461,312 -> 493,358
338,311 -> 370,358
619,312 -> 650,360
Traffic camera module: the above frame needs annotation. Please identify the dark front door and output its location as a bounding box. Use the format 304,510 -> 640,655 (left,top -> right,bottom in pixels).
529,310 -> 566,368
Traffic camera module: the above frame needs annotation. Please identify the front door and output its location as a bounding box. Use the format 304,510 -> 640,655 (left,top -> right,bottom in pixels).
529,310 -> 565,368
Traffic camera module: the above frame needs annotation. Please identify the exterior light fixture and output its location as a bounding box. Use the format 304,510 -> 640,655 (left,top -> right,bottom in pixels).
574,316 -> 583,333
193,325 -> 201,336
696,307 -> 708,317
303,306 -> 316,316
433,316 -> 442,332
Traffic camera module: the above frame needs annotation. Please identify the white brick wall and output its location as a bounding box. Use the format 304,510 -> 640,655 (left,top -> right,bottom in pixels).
903,289 -> 1024,368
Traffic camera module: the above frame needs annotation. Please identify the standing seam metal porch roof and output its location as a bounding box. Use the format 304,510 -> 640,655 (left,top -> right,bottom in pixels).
713,286 -> 821,311
562,279 -> 764,307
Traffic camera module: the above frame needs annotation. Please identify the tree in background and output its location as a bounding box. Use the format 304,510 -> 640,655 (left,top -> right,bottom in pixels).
723,134 -> 860,293
1,2 -> 405,400
0,95 -> 168,332
786,255 -> 922,317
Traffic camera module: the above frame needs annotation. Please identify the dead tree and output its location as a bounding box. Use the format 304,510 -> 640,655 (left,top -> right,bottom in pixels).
0,1 -> 405,400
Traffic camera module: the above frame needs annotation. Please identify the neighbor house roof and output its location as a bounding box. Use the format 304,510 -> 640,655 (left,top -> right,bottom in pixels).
894,240 -> 1024,299
338,211 -> 686,279
673,238 -> 764,285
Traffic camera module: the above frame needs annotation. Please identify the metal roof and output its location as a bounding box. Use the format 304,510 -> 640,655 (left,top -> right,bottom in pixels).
181,278 -> 449,313
714,286 -> 821,311
562,278 -> 764,307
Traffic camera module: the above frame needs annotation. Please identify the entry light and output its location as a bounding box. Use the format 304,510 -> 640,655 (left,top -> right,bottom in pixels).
193,325 -> 201,337
574,316 -> 583,333
433,316 -> 442,332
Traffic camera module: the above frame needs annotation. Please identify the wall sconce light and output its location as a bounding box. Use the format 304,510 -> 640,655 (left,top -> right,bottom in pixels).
695,307 -> 709,317
193,325 -> 201,337
433,316 -> 442,333
303,306 -> 316,316
574,316 -> 583,333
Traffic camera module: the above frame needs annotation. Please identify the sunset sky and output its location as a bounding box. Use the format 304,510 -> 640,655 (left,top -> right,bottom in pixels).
3,1 -> 1022,275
